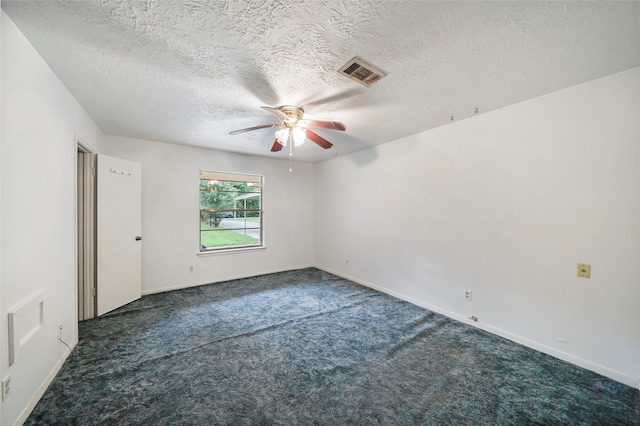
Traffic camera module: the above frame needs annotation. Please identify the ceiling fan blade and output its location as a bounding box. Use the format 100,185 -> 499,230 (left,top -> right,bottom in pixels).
306,120 -> 346,131
270,139 -> 283,152
260,106 -> 288,120
229,123 -> 281,135
306,129 -> 333,149
299,87 -> 363,108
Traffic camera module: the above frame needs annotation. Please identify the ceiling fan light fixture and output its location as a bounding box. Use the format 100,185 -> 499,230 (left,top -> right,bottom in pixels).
229,105 -> 345,156
275,128 -> 289,146
291,126 -> 306,146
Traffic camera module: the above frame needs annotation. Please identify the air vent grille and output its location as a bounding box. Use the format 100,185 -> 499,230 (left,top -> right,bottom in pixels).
338,57 -> 387,87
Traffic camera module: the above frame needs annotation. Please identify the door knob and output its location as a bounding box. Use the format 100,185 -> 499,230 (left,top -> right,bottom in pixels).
135,236 -> 142,241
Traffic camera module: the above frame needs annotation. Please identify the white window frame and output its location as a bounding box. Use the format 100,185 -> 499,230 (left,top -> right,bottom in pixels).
199,170 -> 264,253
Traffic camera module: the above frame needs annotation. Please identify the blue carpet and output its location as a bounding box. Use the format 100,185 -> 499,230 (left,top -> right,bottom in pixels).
26,268 -> 639,425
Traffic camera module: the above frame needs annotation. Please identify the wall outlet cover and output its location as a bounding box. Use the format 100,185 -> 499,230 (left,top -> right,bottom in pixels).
2,374 -> 11,401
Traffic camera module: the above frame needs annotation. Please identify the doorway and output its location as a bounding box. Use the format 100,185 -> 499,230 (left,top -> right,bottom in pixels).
77,143 -> 96,321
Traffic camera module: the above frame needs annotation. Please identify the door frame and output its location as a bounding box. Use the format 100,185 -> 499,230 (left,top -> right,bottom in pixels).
76,140 -> 96,321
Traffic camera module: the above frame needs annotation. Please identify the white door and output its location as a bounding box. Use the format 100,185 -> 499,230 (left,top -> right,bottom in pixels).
96,154 -> 142,315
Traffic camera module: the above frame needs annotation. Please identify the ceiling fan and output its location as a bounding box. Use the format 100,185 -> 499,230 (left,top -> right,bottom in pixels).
229,105 -> 346,152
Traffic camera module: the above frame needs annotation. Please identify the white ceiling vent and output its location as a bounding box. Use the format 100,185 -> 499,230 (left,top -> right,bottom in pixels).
338,57 -> 387,87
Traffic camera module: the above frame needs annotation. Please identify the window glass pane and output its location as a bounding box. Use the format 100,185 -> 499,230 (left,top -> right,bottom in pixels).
219,214 -> 261,231
199,170 -> 263,252
200,229 -> 260,248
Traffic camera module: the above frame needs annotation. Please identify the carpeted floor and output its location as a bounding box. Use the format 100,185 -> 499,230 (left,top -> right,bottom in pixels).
27,268 -> 639,425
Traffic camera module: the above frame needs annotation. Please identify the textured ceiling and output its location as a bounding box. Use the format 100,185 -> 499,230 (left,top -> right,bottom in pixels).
3,1 -> 639,163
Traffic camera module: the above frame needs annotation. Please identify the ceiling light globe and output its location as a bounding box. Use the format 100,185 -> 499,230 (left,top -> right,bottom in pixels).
292,127 -> 306,146
275,128 -> 289,146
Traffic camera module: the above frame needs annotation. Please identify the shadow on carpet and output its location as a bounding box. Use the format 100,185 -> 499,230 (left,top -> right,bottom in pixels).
27,268 -> 639,425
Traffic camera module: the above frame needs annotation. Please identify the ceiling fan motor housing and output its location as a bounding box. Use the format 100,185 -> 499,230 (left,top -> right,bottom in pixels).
279,105 -> 305,126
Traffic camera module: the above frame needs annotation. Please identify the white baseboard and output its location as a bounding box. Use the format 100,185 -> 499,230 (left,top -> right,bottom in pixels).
314,265 -> 639,390
141,264 -> 315,296
16,343 -> 75,426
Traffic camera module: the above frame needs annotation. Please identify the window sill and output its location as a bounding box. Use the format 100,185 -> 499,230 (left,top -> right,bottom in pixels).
197,245 -> 266,256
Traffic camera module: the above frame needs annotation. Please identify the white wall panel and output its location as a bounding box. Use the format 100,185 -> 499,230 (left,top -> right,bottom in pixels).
1,12 -> 104,425
315,68 -> 640,388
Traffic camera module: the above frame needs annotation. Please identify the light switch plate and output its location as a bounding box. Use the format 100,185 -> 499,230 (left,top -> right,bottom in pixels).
577,263 -> 591,278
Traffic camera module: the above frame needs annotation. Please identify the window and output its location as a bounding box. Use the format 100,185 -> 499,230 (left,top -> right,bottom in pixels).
199,170 -> 263,252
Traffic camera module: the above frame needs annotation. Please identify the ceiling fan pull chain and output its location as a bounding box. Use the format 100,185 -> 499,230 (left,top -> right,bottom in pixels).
289,132 -> 293,173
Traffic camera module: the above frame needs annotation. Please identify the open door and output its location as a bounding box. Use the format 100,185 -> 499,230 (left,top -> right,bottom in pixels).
96,154 -> 142,315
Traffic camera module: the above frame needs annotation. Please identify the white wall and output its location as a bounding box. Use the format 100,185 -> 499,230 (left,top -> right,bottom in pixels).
315,67 -> 640,388
104,135 -> 315,294
1,12 -> 104,425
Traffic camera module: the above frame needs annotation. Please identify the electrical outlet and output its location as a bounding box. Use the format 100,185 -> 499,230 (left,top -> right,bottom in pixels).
2,374 -> 11,401
189,266 -> 194,272
577,263 -> 591,278
58,323 -> 63,340
345,258 -> 349,265
464,290 -> 472,301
